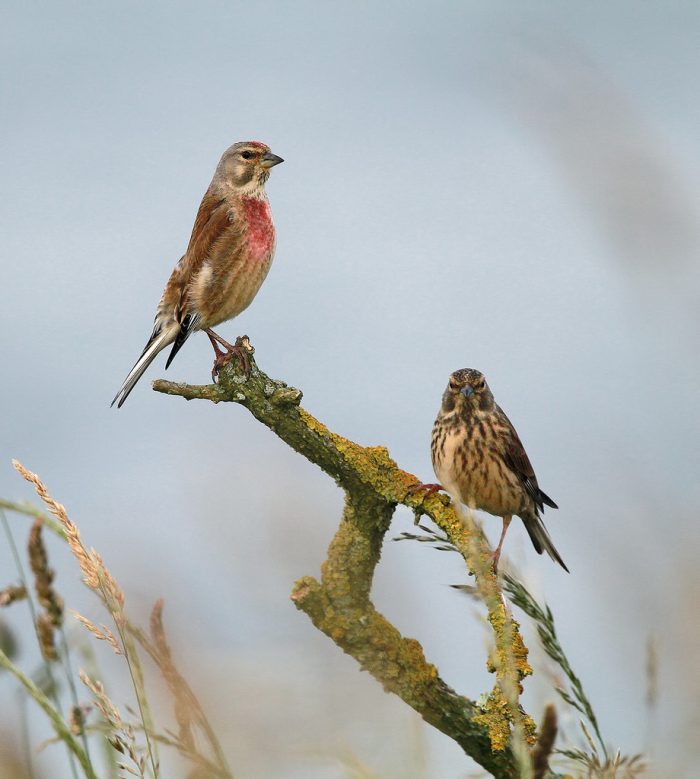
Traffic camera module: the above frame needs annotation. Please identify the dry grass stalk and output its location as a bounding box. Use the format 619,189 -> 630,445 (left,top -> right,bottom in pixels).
532,704 -> 557,779
13,462 -> 126,617
13,461 -> 101,591
79,670 -> 155,778
69,704 -> 87,737
0,584 -> 27,606
9,463 -> 237,776
91,549 -> 126,612
127,602 -> 233,776
80,670 -> 125,731
557,721 -> 647,778
28,517 -> 64,626
645,636 -> 658,710
72,610 -> 123,655
560,750 -> 648,778
14,461 -> 158,774
149,599 -> 194,749
36,611 -> 59,661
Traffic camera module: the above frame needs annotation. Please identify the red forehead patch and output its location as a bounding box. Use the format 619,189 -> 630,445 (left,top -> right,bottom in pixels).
247,141 -> 267,149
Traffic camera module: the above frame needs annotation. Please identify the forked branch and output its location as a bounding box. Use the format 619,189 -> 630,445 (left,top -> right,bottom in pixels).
153,350 -> 556,778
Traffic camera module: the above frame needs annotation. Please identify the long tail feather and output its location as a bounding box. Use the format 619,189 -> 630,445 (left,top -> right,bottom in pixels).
522,514 -> 569,572
111,329 -> 174,408
165,312 -> 200,370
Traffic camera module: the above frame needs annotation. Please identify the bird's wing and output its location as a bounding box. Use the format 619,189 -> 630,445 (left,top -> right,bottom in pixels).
154,190 -> 234,366
184,189 -> 231,270
179,189 -> 251,324
498,406 -> 548,511
158,189 -> 235,322
112,190 -> 239,403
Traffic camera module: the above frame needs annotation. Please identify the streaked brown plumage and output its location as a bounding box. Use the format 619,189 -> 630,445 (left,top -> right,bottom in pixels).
428,369 -> 568,571
112,141 -> 283,408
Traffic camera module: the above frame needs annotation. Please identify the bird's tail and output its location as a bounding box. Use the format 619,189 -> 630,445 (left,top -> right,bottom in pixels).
522,513 -> 569,572
111,327 -> 175,408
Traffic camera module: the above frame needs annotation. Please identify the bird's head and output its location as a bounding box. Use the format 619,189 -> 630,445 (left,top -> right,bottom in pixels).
441,368 -> 495,414
214,141 -> 284,194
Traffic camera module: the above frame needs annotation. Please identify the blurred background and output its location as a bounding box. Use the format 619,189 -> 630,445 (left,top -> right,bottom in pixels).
1,1 -> 699,776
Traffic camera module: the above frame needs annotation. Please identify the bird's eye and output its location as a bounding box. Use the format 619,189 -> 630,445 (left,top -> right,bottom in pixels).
241,151 -> 254,160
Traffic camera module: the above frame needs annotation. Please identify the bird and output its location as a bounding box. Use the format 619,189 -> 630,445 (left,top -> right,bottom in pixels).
111,140 -> 284,408
419,369 -> 568,572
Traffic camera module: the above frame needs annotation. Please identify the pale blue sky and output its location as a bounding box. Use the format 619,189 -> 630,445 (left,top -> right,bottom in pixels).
2,2 -> 699,776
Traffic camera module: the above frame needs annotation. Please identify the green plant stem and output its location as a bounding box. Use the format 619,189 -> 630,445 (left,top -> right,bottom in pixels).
502,574 -> 608,760
4,496 -> 96,763
0,509 -> 81,779
0,647 -> 98,779
96,577 -> 160,778
5,495 -> 160,777
17,692 -> 36,779
59,626 -> 94,764
0,499 -> 66,538
78,641 -> 120,779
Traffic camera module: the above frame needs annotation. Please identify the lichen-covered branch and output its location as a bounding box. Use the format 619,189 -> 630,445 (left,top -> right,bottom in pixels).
153,351 -> 554,778
289,492 -> 517,774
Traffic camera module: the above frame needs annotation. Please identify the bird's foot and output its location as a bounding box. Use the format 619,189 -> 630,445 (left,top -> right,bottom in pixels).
407,482 -> 445,497
406,482 -> 446,524
207,330 -> 253,382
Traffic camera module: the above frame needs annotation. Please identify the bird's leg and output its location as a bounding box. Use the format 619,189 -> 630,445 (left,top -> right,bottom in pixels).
206,331 -> 227,382
491,515 -> 512,572
205,329 -> 252,381
206,331 -> 226,358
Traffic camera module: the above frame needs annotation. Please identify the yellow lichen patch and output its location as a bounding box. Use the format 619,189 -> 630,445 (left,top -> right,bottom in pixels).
429,499 -> 470,538
510,628 -> 533,680
298,408 -> 373,473
334,435 -> 375,469
473,686 -> 512,752
472,685 -> 538,752
298,407 -> 334,439
522,711 -> 537,745
486,608 -> 532,681
298,407 -> 431,502
364,445 -> 392,464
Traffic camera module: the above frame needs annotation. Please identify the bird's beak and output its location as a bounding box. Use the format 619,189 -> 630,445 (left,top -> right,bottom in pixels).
460,386 -> 474,398
261,152 -> 284,168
